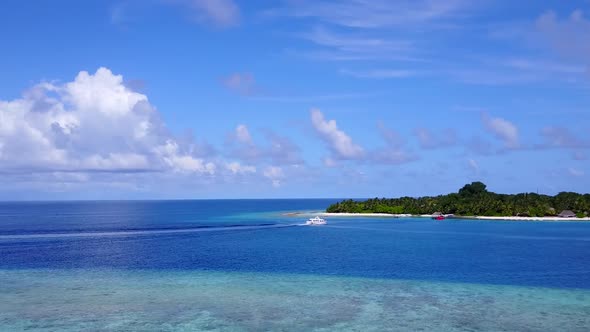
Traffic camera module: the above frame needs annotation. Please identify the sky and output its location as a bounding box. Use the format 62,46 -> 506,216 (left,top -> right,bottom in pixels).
0,0 -> 589,200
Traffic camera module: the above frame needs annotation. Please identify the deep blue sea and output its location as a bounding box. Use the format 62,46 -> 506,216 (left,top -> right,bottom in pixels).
1,200 -> 590,331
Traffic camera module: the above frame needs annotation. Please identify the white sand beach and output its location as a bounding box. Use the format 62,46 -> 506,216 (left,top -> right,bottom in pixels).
472,216 -> 590,221
324,213 -> 590,221
283,211 -> 590,222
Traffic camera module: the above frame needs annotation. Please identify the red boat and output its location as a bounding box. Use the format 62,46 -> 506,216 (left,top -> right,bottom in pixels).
434,215 -> 445,220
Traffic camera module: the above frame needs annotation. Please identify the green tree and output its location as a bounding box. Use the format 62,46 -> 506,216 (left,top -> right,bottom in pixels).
325,182 -> 590,218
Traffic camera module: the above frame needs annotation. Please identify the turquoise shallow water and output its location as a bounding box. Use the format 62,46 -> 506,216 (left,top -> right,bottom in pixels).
2,269 -> 590,331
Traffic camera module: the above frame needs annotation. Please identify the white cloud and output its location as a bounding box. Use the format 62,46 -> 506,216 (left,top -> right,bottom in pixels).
235,124 -> 253,145
481,113 -> 519,149
263,166 -> 284,187
310,108 -> 364,159
0,67 -> 215,176
154,140 -> 216,174
225,162 -> 256,175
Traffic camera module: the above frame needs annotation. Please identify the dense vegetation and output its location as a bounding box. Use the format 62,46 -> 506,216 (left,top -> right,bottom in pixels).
326,182 -> 590,217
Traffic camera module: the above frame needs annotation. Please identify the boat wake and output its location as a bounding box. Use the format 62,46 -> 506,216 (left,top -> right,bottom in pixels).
0,223 -> 298,240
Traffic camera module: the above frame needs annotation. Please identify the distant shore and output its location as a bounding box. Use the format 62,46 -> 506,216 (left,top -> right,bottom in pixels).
283,211 -> 590,221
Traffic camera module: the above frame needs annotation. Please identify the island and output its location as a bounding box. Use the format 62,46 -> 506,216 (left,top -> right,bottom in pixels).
325,182 -> 590,220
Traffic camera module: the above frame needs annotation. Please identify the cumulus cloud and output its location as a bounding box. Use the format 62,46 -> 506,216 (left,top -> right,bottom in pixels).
154,140 -> 215,174
481,113 -> 519,149
0,67 -> 215,176
310,108 -> 364,159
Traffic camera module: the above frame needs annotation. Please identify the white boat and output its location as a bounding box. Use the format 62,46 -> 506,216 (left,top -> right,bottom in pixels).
306,216 -> 327,226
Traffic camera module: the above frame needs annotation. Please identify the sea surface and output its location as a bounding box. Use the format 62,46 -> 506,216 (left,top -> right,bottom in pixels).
1,200 -> 589,331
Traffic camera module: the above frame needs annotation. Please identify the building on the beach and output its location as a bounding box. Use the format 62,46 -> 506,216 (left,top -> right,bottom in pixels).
432,212 -> 443,216
558,210 -> 576,218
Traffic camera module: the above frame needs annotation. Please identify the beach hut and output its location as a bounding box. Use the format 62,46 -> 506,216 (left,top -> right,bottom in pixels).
432,212 -> 443,216
558,210 -> 576,218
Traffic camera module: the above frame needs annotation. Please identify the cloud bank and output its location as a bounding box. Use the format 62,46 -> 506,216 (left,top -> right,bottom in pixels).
1,68 -> 586,196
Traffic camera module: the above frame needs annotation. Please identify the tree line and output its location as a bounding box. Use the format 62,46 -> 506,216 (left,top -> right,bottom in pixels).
326,182 -> 590,217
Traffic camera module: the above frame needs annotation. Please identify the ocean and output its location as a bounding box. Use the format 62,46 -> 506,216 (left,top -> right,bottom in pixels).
1,200 -> 589,331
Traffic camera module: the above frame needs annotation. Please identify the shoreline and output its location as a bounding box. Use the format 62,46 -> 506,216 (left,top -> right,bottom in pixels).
321,212 -> 412,218
283,211 -> 590,222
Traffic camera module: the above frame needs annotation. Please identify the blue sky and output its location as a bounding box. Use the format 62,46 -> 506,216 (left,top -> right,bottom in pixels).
0,0 -> 589,199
